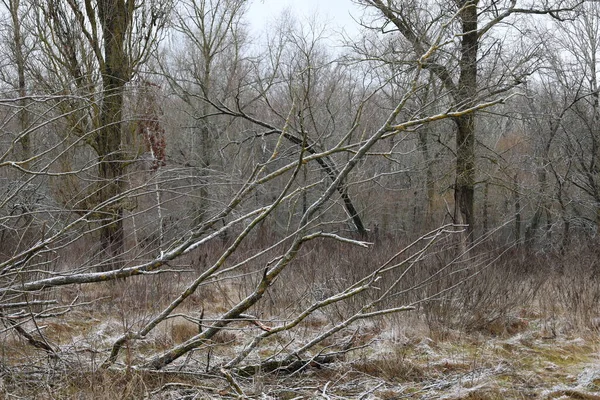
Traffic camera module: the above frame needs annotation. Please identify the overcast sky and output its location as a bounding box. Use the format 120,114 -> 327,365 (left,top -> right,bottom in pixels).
246,0 -> 364,40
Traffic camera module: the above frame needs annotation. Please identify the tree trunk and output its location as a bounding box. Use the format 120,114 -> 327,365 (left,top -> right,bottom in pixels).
526,160 -> 549,246
514,173 -> 521,244
193,120 -> 212,226
195,63 -> 214,225
96,0 -> 130,271
483,181 -> 489,234
453,0 -> 478,243
454,115 -> 475,234
418,128 -> 436,227
9,0 -> 30,165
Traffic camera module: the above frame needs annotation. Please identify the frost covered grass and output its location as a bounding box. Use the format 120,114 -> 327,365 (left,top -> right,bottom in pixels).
2,240 -> 600,398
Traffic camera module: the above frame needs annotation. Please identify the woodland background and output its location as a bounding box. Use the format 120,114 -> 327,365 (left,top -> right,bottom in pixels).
1,0 -> 600,398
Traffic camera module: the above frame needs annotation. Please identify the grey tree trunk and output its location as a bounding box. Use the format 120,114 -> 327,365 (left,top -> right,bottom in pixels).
96,0 -> 131,271
453,0 -> 478,243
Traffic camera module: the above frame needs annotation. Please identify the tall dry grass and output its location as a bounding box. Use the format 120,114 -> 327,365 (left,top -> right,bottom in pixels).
2,228 -> 600,398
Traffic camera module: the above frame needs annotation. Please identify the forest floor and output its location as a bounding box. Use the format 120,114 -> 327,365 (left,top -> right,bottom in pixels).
206,318 -> 600,400
324,324 -> 600,400
4,304 -> 600,399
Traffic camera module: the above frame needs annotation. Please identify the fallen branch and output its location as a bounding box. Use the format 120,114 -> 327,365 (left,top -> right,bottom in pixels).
4,316 -> 56,356
231,354 -> 338,378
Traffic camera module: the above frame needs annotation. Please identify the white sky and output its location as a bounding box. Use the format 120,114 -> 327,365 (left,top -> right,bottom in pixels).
246,0 -> 364,40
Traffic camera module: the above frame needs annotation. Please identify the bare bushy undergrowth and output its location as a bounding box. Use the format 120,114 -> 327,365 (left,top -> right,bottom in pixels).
2,234 -> 600,398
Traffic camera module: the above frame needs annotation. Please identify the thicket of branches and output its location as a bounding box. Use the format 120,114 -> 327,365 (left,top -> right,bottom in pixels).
0,0 -> 598,397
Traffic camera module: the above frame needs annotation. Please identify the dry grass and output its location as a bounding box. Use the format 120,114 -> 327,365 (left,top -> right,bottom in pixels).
3,237 -> 600,398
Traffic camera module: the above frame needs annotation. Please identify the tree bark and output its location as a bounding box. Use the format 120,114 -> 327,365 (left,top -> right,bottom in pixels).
7,0 -> 30,165
96,0 -> 130,271
453,0 -> 478,243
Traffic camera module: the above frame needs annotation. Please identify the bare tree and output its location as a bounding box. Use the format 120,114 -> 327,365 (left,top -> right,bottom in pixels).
167,0 -> 248,224
3,2 -> 593,397
168,5 -> 369,234
32,0 -> 172,270
357,0 -> 580,245
0,5 -> 506,379
1,0 -> 31,163
553,3 -> 600,233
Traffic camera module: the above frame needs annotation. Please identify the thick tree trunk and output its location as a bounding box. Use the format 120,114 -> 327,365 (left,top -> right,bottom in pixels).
453,0 -> 478,243
454,115 -> 475,237
96,0 -> 130,271
97,154 -> 125,271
